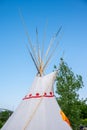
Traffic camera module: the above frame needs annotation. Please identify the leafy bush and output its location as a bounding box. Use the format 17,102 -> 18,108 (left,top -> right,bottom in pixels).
0,110 -> 13,128
80,118 -> 87,126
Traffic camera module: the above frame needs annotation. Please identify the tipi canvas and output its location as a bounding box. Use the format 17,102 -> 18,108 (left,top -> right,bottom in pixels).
1,26 -> 72,130
1,72 -> 72,130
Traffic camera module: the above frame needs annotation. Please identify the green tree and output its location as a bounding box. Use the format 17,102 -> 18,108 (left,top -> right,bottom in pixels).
0,110 -> 13,128
55,58 -> 84,130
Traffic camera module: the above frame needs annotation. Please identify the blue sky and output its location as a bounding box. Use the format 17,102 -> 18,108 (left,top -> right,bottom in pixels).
0,0 -> 87,110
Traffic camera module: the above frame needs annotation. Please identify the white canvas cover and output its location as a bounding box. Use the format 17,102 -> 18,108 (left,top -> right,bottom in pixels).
1,71 -> 72,130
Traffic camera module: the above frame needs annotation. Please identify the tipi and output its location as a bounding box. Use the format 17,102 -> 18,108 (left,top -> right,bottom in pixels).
1,27 -> 72,130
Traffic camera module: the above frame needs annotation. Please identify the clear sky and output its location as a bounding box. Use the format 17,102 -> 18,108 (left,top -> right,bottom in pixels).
0,0 -> 87,110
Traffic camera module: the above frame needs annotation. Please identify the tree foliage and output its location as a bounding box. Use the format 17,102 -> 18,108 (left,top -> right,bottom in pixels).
55,58 -> 85,130
79,99 -> 87,119
0,110 -> 13,128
